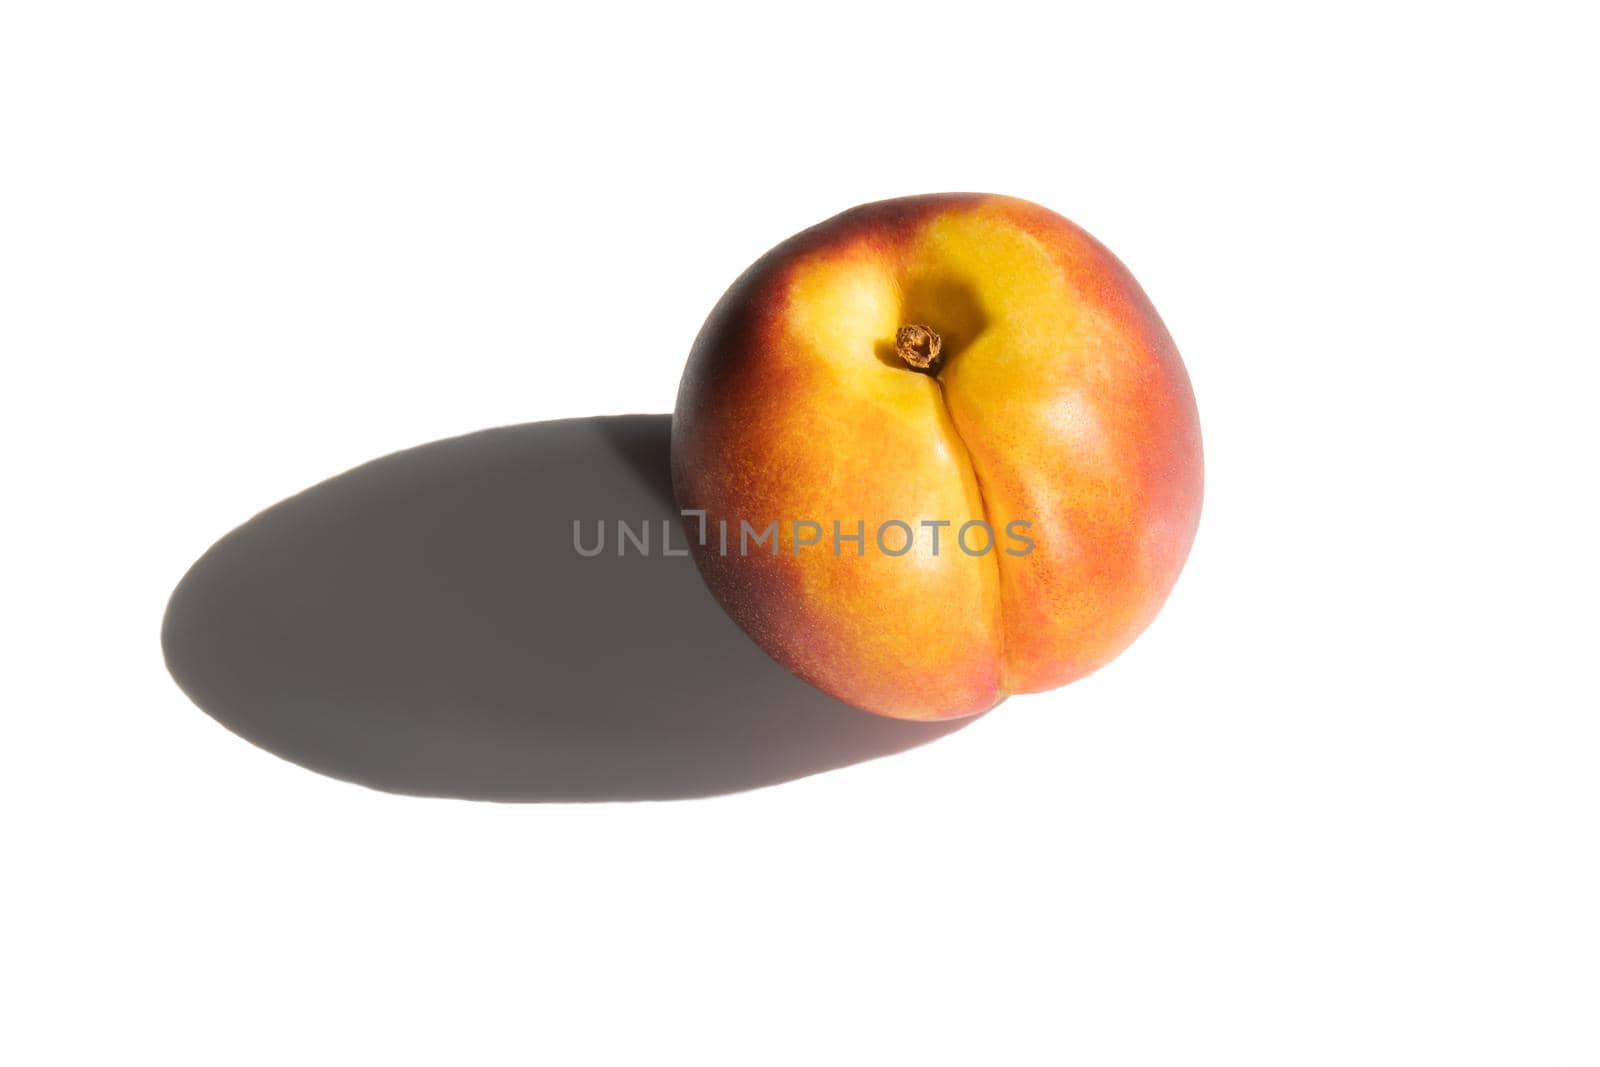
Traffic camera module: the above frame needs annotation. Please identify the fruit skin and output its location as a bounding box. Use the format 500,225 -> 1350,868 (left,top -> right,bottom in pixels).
672,194 -> 1202,721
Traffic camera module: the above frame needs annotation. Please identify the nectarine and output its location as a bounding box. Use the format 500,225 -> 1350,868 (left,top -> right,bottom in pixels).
672,194 -> 1202,721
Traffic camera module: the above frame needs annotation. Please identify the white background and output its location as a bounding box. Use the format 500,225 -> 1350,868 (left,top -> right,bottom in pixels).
4,2 -> 1598,1064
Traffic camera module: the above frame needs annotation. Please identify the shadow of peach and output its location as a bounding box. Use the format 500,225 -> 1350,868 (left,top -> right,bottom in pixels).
162,415 -> 976,801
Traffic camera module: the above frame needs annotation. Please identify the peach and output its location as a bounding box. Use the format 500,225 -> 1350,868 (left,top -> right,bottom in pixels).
671,194 -> 1202,721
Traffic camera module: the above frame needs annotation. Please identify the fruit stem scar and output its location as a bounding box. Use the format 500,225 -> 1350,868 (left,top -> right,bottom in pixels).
894,324 -> 942,370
